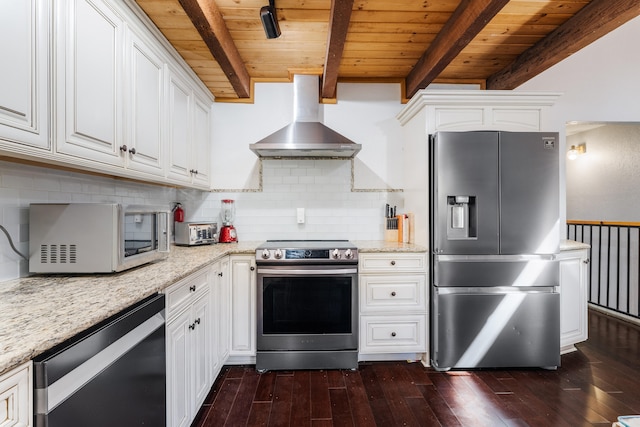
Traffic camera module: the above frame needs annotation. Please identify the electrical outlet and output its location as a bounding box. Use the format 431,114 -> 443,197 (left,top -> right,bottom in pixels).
297,208 -> 305,224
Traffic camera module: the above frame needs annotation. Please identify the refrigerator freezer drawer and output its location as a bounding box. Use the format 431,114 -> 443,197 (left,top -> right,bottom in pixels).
435,256 -> 559,287
431,289 -> 560,370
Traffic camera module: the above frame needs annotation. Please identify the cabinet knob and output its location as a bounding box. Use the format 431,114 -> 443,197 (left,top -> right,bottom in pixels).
218,272 -> 223,277
119,144 -> 128,152
391,291 -> 396,297
391,332 -> 397,337
250,266 -> 255,271
129,147 -> 136,155
390,260 -> 396,266
583,258 -> 590,264
190,285 -> 196,292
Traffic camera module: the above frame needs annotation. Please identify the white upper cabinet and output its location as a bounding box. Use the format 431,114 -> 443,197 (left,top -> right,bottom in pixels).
126,27 -> 165,176
0,0 -> 50,150
167,68 -> 192,183
55,0 -> 125,166
166,65 -> 212,189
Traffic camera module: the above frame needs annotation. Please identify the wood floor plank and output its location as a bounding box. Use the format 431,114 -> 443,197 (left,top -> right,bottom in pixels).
372,362 -> 422,427
309,370 -> 332,420
329,388 -> 355,427
254,371 -> 277,403
290,371 -> 311,427
246,401 -> 271,426
359,363 -> 395,426
327,370 -> 346,388
225,369 -> 261,427
268,375 -> 294,427
202,377 -> 241,426
343,370 -> 377,427
418,384 -> 462,426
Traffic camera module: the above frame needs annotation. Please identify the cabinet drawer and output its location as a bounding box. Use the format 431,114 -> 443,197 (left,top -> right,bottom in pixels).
360,315 -> 426,353
360,274 -> 426,312
359,253 -> 427,273
165,269 -> 209,320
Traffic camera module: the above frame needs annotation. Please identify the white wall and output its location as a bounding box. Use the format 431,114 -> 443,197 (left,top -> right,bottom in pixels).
518,15 -> 640,229
567,124 -> 640,221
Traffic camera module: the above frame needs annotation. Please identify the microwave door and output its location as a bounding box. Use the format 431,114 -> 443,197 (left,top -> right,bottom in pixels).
432,131 -> 500,255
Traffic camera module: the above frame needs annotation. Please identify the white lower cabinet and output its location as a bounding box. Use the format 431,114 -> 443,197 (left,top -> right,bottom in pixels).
165,268 -> 212,427
559,248 -> 589,353
211,257 -> 230,375
229,255 -> 257,362
0,361 -> 32,427
358,253 -> 428,362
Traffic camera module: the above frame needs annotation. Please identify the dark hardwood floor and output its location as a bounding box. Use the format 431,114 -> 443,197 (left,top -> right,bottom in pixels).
193,309 -> 640,426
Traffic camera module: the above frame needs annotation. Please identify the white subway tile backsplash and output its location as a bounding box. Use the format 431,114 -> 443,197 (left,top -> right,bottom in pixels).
1,157 -> 402,282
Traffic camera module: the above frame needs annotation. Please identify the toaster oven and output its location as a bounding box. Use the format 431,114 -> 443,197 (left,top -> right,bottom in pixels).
174,222 -> 218,246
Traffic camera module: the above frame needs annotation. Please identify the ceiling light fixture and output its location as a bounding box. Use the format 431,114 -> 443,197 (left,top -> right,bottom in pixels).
567,143 -> 586,160
260,0 -> 281,39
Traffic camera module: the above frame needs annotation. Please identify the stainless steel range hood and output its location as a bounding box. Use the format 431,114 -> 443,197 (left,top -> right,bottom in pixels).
249,75 -> 362,158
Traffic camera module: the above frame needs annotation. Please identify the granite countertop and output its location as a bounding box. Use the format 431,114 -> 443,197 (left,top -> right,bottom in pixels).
0,240 -> 424,376
0,242 -> 259,376
560,239 -> 591,251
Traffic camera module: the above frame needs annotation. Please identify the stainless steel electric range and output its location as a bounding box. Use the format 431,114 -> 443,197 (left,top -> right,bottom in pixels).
255,240 -> 359,372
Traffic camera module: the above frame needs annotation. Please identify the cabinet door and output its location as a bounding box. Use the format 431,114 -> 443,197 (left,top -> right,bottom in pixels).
191,293 -> 212,413
0,0 -> 50,150
191,94 -> 211,188
166,68 -> 192,183
559,249 -> 589,350
55,0 -> 125,166
0,362 -> 32,427
167,311 -> 191,427
213,257 -> 230,366
230,255 -> 256,355
126,28 -> 164,176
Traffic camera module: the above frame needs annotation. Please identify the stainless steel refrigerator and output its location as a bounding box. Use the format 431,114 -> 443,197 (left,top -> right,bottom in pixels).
430,130 -> 561,370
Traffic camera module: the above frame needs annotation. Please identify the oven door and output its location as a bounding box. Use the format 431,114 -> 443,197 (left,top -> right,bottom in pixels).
257,265 -> 358,351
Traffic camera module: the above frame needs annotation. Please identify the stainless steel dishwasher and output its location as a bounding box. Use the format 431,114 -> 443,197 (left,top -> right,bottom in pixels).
33,293 -> 166,427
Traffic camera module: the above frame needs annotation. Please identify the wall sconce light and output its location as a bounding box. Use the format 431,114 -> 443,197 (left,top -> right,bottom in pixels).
567,143 -> 586,160
260,0 -> 281,39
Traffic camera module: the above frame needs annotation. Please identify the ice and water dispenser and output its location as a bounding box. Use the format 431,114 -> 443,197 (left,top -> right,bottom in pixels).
447,195 -> 477,240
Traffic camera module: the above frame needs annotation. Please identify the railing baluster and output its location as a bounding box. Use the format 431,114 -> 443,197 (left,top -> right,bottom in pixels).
566,220 -> 640,320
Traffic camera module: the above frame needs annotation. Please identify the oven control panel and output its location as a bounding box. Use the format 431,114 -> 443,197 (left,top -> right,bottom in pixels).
256,247 -> 358,262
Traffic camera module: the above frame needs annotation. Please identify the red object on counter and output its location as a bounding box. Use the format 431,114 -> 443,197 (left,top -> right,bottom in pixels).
174,203 -> 184,222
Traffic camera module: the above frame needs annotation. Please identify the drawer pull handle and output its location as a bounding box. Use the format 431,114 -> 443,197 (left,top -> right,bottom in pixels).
390,260 -> 396,266
218,272 -> 223,277
190,285 -> 196,292
195,318 -> 201,325
189,323 -> 195,330
391,291 -> 397,297
391,332 -> 397,337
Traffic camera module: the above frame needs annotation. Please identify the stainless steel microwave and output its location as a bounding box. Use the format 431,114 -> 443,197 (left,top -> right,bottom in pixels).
29,203 -> 171,273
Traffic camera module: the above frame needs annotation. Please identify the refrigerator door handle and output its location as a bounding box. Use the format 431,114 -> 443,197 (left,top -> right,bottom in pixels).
436,254 -> 556,262
435,286 -> 558,295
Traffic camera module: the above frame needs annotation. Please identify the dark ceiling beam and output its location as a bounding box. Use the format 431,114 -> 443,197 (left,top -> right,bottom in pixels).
322,0 -> 354,99
487,0 -> 640,90
179,0 -> 251,98
405,0 -> 509,98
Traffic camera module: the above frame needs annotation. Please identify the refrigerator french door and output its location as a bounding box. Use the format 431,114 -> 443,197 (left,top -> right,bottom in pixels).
430,131 -> 561,370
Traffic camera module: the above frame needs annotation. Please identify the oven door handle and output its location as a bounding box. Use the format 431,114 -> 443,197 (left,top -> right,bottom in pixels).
257,267 -> 358,275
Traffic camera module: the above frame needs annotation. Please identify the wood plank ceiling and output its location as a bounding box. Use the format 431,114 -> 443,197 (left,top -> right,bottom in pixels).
134,0 -> 640,102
